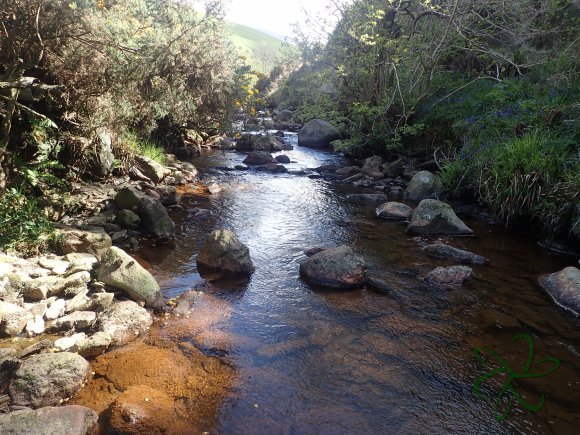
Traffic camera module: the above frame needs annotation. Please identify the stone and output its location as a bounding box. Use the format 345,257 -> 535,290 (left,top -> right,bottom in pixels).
138,195 -> 176,239
65,289 -> 90,313
366,276 -> 397,295
425,266 -> 473,286
275,154 -> 291,164
298,119 -> 340,148
156,185 -> 180,206
254,135 -> 285,152
243,151 -> 276,165
423,243 -> 488,264
45,311 -> 96,332
98,247 -> 161,307
404,170 -> 443,202
76,292 -> 115,313
299,245 -> 366,289
0,262 -> 15,277
91,130 -> 115,178
336,166 -> 361,177
0,302 -> 33,336
58,227 -> 112,259
115,209 -> 141,229
0,405 -> 98,435
277,109 -> 293,122
77,331 -> 112,358
196,229 -> 254,275
346,193 -> 389,204
134,155 -> 171,184
114,187 -> 144,211
256,163 -> 288,173
361,156 -> 383,176
539,267 -> 580,316
382,159 -> 405,178
54,333 -> 86,352
208,183 -> 222,194
9,352 -> 90,408
61,271 -> 91,297
38,258 -> 70,274
407,199 -> 474,236
304,247 -> 331,257
98,301 -> 153,346
376,202 -> 413,220
45,299 -> 66,320
25,316 -> 45,335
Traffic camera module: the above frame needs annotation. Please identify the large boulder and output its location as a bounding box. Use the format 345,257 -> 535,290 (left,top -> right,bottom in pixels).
114,187 -> 144,211
539,266 -> 580,316
0,405 -> 98,435
404,171 -> 443,202
299,245 -> 366,289
196,230 -> 254,274
407,199 -> 474,236
138,195 -> 175,239
376,202 -> 413,220
298,119 -> 340,148
98,247 -> 161,307
423,243 -> 488,265
9,352 -> 90,408
0,301 -> 33,336
277,109 -> 293,122
243,151 -> 276,165
98,300 -> 153,346
361,156 -> 383,178
134,155 -> 171,184
58,227 -> 112,259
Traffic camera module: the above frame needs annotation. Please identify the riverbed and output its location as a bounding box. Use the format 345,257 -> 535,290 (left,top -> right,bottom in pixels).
77,132 -> 580,434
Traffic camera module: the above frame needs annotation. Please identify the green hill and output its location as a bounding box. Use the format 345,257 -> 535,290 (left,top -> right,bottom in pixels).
229,23 -> 286,74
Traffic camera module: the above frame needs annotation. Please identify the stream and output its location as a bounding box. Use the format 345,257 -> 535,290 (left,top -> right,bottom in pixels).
81,132 -> 580,434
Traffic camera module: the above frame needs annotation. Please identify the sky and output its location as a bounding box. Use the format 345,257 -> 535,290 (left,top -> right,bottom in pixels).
224,0 -> 337,40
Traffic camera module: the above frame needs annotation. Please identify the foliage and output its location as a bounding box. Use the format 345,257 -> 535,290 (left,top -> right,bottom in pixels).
122,133 -> 167,165
0,187 -> 57,255
229,22 -> 287,74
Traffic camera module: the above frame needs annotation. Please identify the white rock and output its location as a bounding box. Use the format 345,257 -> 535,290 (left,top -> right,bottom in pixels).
54,333 -> 86,352
45,299 -> 66,320
66,290 -> 90,314
0,301 -> 33,336
38,258 -> 70,273
0,263 -> 15,278
25,316 -> 45,335
28,268 -> 51,278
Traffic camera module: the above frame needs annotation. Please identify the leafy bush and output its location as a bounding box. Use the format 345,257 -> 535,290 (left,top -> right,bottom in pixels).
0,188 -> 57,255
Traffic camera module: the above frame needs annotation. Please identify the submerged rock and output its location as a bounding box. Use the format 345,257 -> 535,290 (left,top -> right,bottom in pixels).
298,119 -> 340,148
9,352 -> 90,408
539,266 -> 580,316
425,266 -> 473,286
196,230 -> 254,275
346,193 -> 389,204
376,202 -> 413,220
404,171 -> 443,202
423,243 -> 488,264
98,247 -> 161,307
299,245 -> 366,289
0,405 -> 98,435
407,199 -> 474,236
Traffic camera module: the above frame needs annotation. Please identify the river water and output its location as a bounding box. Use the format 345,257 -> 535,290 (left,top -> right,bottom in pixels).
90,133 -> 580,433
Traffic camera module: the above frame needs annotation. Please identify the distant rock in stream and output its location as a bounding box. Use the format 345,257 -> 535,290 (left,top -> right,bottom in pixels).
376,202 -> 413,220
196,230 -> 254,275
299,245 -> 366,289
423,243 -> 488,265
407,199 -> 474,236
404,171 -> 443,202
298,119 -> 340,148
425,266 -> 473,286
539,266 -> 580,316
242,151 -> 276,166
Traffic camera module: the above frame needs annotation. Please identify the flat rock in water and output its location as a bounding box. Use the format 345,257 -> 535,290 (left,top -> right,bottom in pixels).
539,266 -> 580,316
0,405 -> 98,435
376,202 -> 413,220
299,245 -> 366,289
196,229 -> 254,275
9,352 -> 90,408
243,151 -> 276,166
423,243 -> 488,264
424,266 -> 473,286
407,199 -> 473,236
346,194 -> 388,204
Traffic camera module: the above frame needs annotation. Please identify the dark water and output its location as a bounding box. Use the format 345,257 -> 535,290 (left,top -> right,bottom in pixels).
140,133 -> 580,434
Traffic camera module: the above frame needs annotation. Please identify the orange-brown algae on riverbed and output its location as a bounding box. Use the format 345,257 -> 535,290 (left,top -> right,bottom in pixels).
70,293 -> 239,434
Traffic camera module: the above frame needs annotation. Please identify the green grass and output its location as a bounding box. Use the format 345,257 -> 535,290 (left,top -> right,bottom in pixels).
229,23 -> 286,73
123,133 -> 167,165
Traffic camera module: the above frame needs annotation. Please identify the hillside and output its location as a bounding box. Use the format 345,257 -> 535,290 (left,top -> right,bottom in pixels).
229,22 -> 286,73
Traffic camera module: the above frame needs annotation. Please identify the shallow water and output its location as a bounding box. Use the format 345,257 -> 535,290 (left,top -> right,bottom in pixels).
119,133 -> 580,433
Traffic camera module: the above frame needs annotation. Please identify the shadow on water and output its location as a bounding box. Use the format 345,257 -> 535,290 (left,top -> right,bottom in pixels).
86,132 -> 580,433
